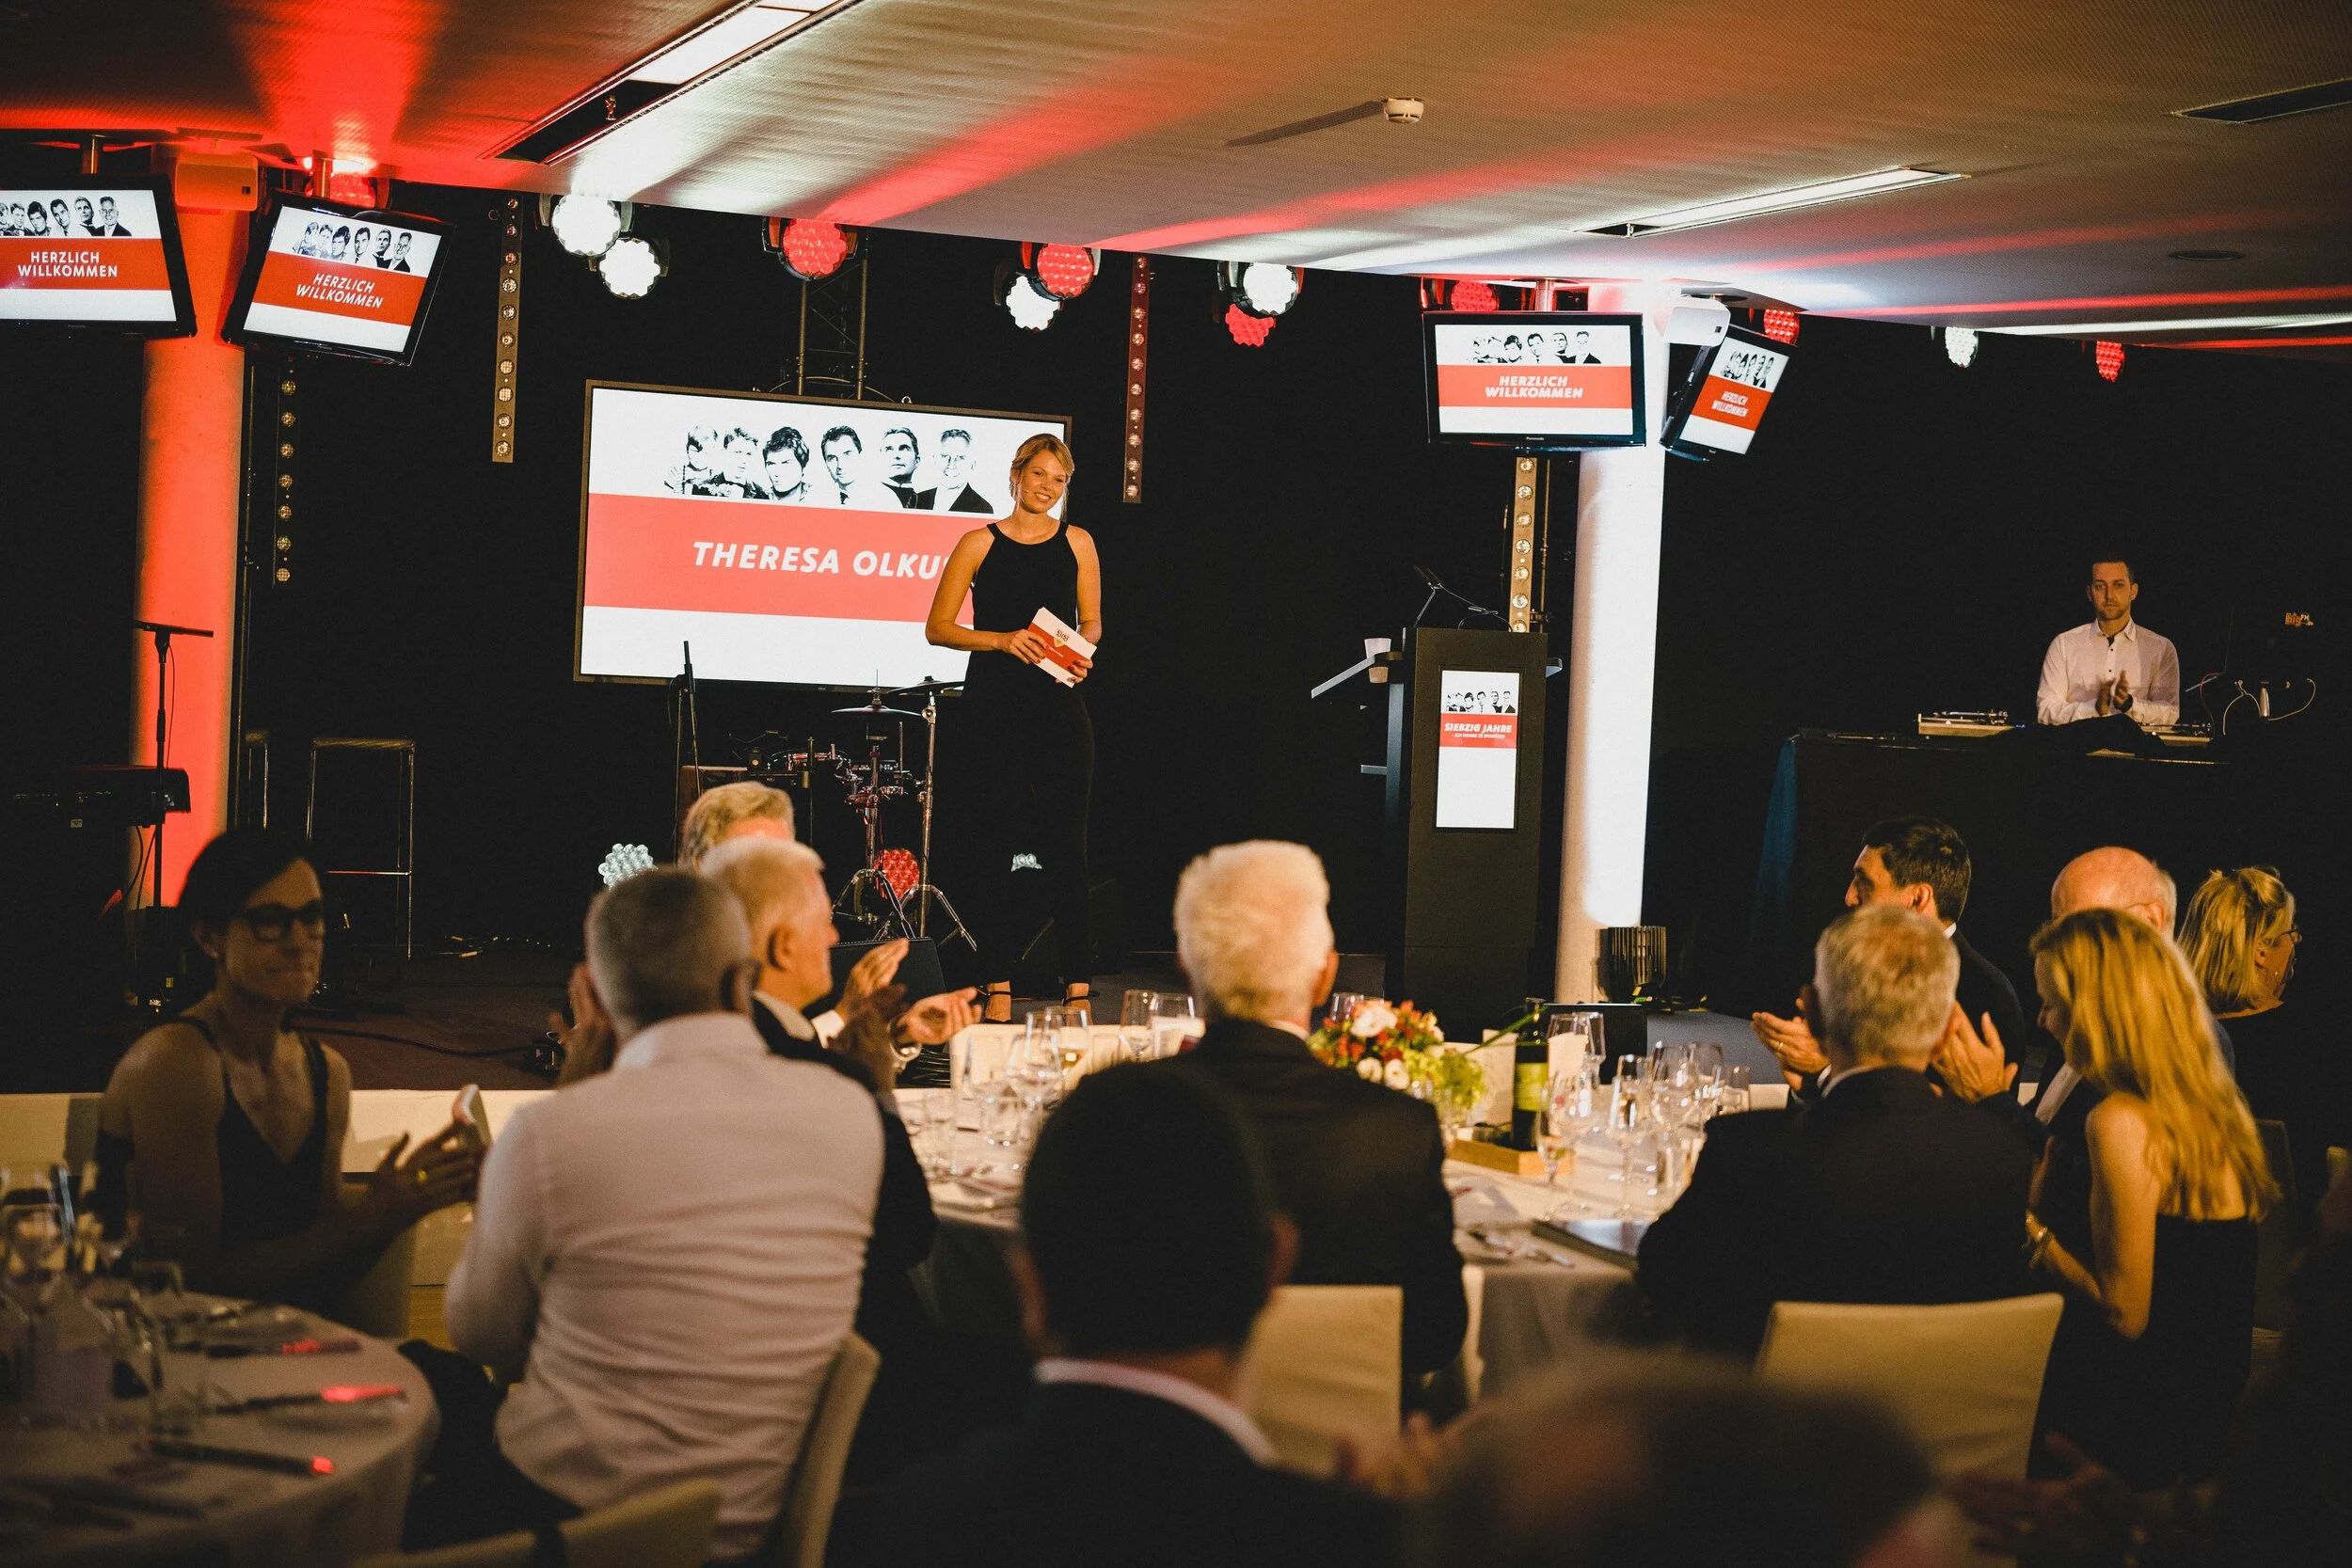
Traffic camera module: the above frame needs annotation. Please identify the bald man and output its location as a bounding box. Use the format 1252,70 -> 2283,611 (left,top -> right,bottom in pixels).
2050,846 -> 2175,935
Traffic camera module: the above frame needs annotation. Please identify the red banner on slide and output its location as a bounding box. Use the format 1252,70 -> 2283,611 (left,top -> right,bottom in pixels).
1439,714 -> 1518,750
1693,374 -> 1773,431
0,237 -> 170,291
1434,364 -> 1632,412
582,492 -> 975,622
250,253 -> 428,325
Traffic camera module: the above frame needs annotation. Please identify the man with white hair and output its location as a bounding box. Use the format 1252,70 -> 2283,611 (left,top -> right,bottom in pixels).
435,870 -> 882,1557
1639,904 -> 2033,1356
1156,841 -> 1466,1380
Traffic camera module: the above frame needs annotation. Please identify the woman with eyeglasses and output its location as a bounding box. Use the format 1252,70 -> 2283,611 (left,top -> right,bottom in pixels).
2180,865 -> 2338,1228
95,829 -> 477,1310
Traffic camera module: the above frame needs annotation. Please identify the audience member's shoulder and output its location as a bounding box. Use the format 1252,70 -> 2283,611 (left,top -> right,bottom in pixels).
111,1017 -> 228,1096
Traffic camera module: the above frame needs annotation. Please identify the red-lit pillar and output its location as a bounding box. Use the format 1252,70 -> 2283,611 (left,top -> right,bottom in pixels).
129,174 -> 247,905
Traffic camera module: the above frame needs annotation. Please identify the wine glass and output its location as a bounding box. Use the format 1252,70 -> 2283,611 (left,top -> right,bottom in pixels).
1149,992 -> 1198,1058
1721,1064 -> 1753,1117
1120,990 -> 1157,1062
1036,1005 -> 1091,1082
1692,1042 -> 1725,1120
1539,1065 -> 1601,1206
1324,992 -> 1365,1033
1605,1057 -> 1648,1219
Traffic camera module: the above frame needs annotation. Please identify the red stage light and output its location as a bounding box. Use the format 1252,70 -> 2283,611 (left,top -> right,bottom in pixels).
1225,302 -> 1276,347
876,848 -> 920,899
1030,244 -> 1095,300
2094,341 -> 2125,381
1762,309 -> 1801,344
781,219 -> 851,280
1452,279 -> 1499,312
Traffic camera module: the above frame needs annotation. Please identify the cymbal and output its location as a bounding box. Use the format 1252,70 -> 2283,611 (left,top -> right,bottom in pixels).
831,704 -> 924,724
888,677 -> 964,695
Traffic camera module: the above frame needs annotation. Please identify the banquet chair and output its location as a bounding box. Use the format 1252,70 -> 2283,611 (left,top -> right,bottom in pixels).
324,1221 -> 421,1340
561,1478 -> 723,1568
1242,1285 -> 1403,1477
766,1331 -> 881,1568
1756,1294 -> 2064,1480
355,1529 -> 537,1568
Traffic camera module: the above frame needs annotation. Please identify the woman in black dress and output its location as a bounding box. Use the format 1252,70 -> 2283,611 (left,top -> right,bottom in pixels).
924,434 -> 1101,1022
2025,908 -> 2277,1489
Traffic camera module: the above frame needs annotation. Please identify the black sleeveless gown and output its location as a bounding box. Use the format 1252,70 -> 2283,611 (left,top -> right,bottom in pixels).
961,518 -> 1092,988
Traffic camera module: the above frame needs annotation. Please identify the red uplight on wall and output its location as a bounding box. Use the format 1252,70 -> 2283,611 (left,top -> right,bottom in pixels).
1762,308 -> 1801,344
1225,302 -> 1276,347
1025,244 -> 1097,300
2093,341 -> 2125,381
1452,279 -> 1499,313
775,218 -> 853,281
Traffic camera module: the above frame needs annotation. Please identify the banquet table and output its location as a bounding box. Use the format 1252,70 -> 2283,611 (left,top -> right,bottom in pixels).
907,1092 -> 1654,1406
0,1297 -> 436,1567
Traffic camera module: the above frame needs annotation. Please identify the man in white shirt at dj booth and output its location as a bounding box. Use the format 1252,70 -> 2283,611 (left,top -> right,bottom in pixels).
2036,555 -> 2181,728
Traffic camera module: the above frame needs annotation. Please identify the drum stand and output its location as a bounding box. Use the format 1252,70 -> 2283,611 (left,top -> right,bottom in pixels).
905,687 -> 975,951
833,723 -> 916,939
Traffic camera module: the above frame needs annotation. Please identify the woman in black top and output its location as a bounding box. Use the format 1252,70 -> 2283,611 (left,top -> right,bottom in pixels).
925,434 -> 1101,1022
95,829 -> 475,1309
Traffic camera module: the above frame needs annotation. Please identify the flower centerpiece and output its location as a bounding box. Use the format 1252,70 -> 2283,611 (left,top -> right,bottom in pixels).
1308,999 -> 1485,1141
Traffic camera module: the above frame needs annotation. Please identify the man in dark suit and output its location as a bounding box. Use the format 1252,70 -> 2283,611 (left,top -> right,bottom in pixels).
1754,816 -> 2030,1094
881,426 -> 933,510
879,1065 -> 1399,1568
1641,905 -> 2034,1357
932,429 -> 997,513
1154,841 -> 1467,1381
700,835 -> 970,1481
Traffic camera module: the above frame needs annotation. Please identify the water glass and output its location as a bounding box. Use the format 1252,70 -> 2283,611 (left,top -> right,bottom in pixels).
1605,1066 -> 1646,1217
1542,1008 -> 1603,1079
1692,1042 -> 1725,1119
1150,992 -> 1198,1059
1539,1065 -> 1601,1203
1120,990 -> 1157,1061
1324,992 -> 1365,1032
1721,1065 -> 1752,1117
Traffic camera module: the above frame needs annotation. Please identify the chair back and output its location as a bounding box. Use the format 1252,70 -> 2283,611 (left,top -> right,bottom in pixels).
1756,1294 -> 2064,1480
1242,1284 -> 1402,1477
352,1530 -> 536,1568
771,1331 -> 881,1568
326,1221 -> 420,1340
2251,1118 -> 2301,1330
562,1478 -> 723,1568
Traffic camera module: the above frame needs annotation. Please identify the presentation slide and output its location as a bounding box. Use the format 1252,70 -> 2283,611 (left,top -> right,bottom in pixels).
235,203 -> 442,357
1434,670 -> 1520,830
0,186 -> 182,324
576,384 -> 1068,688
1428,315 -> 1641,440
1673,333 -> 1790,455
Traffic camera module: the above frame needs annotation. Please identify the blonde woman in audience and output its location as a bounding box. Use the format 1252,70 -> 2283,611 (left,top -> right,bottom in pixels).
2179,865 -> 2339,1224
2026,908 -> 2276,1489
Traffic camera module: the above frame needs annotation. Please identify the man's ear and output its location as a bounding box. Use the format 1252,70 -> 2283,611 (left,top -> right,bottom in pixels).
1905,885 -> 1939,919
722,959 -> 758,1015
1008,1243 -> 1056,1359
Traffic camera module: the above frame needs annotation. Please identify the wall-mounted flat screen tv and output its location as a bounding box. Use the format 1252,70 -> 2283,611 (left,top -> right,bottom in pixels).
225,196 -> 450,364
1662,325 -> 1793,459
1422,311 -> 1647,449
0,176 -> 195,334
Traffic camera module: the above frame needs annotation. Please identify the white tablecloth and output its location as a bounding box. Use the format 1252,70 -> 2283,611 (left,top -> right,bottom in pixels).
0,1300 -> 436,1567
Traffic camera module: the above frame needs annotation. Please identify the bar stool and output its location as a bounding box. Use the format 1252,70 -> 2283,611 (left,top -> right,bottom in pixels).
305,737 -> 416,959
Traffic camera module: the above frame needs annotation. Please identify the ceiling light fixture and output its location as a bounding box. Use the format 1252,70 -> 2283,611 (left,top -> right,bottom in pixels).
1224,303 -> 1276,347
771,217 -> 853,280
1451,279 -> 1499,312
2093,341 -> 2125,382
599,234 -> 665,298
1003,273 -> 1061,331
1232,262 -> 1302,315
1988,311 -> 2352,337
548,196 -> 627,258
1761,309 -> 1801,344
1587,166 -> 1963,237
2168,249 -> 2245,261
1023,244 -> 1098,301
1938,325 -> 1979,368
628,2 -> 813,85
2173,75 -> 2352,125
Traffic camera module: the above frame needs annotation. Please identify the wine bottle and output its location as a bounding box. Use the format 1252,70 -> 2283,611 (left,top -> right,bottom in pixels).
1511,996 -> 1549,1150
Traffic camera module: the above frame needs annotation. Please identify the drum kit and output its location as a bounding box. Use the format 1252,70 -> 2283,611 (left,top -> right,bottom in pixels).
819,678 -> 972,947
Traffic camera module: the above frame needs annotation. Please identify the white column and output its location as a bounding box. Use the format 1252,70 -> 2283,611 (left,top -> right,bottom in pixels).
1553,282 -> 1673,999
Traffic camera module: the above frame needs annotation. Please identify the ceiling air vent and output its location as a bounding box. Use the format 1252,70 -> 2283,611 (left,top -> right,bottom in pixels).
2174,76 -> 2352,125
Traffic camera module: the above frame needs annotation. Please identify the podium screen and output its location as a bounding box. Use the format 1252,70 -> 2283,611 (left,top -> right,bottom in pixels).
226,197 -> 450,364
576,382 -> 1069,688
0,179 -> 194,333
1423,311 -> 1646,449
1663,325 -> 1792,457
1434,671 -> 1521,830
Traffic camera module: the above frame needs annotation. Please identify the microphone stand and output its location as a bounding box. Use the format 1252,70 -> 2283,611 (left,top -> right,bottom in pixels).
1409,565 -> 1504,628
670,642 -> 700,856
132,620 -> 213,912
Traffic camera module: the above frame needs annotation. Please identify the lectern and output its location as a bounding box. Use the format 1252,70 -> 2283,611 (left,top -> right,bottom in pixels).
1373,626 -> 1550,1030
